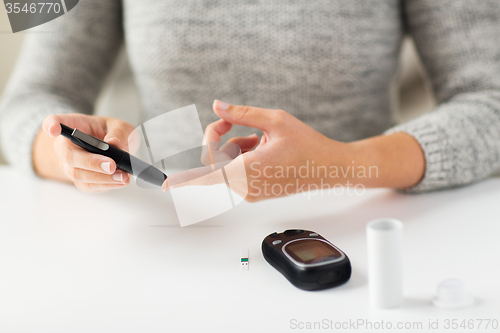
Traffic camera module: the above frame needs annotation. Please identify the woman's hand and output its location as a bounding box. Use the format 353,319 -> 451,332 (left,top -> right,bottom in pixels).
165,100 -> 352,201
165,100 -> 426,202
33,113 -> 135,193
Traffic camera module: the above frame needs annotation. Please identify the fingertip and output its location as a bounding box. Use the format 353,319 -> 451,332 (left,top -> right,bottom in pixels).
213,100 -> 230,113
100,159 -> 116,174
43,116 -> 61,137
247,133 -> 260,142
50,123 -> 62,137
161,180 -> 169,192
109,160 -> 117,174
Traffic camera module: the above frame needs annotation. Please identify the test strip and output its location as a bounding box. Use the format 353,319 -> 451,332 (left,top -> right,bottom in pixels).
240,249 -> 249,271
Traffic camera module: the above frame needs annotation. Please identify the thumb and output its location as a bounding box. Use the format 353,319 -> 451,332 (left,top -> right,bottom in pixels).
213,100 -> 285,132
103,119 -> 134,152
42,114 -> 85,137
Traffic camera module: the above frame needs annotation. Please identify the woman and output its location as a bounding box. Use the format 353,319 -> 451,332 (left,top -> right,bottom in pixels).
1,0 -> 499,200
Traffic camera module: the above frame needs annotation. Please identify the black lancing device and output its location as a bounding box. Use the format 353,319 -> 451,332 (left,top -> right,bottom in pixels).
59,123 -> 167,187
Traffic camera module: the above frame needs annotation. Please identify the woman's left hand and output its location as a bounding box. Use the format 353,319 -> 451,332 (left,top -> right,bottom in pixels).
162,100 -> 426,201
163,100 -> 352,202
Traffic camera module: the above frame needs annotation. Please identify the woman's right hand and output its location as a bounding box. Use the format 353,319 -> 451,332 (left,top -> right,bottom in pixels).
33,113 -> 135,193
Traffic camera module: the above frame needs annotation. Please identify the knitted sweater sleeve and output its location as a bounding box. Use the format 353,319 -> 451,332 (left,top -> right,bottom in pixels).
386,0 -> 500,192
0,0 -> 123,174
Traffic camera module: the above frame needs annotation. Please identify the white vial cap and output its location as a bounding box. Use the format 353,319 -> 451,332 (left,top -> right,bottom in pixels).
432,278 -> 474,309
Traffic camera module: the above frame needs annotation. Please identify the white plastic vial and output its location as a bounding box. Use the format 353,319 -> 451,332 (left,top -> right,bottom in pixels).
366,218 -> 404,308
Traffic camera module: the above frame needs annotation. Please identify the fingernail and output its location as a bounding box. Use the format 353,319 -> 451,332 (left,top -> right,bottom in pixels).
247,133 -> 258,138
161,180 -> 169,192
101,162 -> 111,173
113,172 -> 128,182
215,100 -> 230,111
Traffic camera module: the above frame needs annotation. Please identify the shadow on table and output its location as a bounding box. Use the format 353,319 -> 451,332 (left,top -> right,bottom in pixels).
343,266 -> 366,290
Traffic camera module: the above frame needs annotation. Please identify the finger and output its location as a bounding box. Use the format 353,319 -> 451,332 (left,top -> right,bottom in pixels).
213,100 -> 284,132
170,169 -> 226,190
127,128 -> 142,155
201,148 -> 237,166
74,181 -> 129,193
63,165 -> 129,184
54,137 -> 117,174
220,141 -> 242,158
201,119 -> 233,165
103,118 -> 135,152
164,154 -> 253,201
258,132 -> 268,148
43,115 -> 63,137
163,160 -> 232,191
43,113 -> 104,138
201,141 -> 242,166
203,119 -> 232,146
44,114 -> 87,137
226,134 -> 260,153
165,153 -> 252,192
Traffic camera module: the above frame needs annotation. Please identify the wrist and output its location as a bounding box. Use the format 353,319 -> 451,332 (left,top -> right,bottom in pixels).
346,132 -> 426,189
33,128 -> 69,182
316,138 -> 358,187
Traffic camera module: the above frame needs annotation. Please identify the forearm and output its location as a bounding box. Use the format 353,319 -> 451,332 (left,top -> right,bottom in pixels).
349,132 -> 425,188
326,132 -> 426,189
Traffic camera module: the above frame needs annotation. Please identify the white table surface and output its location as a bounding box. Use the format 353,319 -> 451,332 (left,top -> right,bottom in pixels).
0,166 -> 499,333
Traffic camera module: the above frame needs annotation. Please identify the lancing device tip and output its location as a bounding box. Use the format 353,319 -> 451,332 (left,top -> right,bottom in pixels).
241,249 -> 249,271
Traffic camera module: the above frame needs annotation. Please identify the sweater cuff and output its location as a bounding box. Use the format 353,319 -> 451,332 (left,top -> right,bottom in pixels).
0,106 -> 68,176
385,121 -> 452,193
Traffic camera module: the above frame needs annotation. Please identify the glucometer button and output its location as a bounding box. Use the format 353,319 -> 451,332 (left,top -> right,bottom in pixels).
272,240 -> 282,246
284,229 -> 304,236
309,233 -> 319,237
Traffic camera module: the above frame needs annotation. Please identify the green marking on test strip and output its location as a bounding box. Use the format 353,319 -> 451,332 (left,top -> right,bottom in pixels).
241,258 -> 248,262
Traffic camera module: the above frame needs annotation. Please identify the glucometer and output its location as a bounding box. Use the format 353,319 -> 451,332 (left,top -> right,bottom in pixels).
59,124 -> 167,187
262,229 -> 351,291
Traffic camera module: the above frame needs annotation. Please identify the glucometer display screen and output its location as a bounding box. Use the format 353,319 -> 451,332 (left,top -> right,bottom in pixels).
285,239 -> 342,265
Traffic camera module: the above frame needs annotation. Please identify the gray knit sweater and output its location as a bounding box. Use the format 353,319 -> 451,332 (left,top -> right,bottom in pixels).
1,0 -> 500,192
